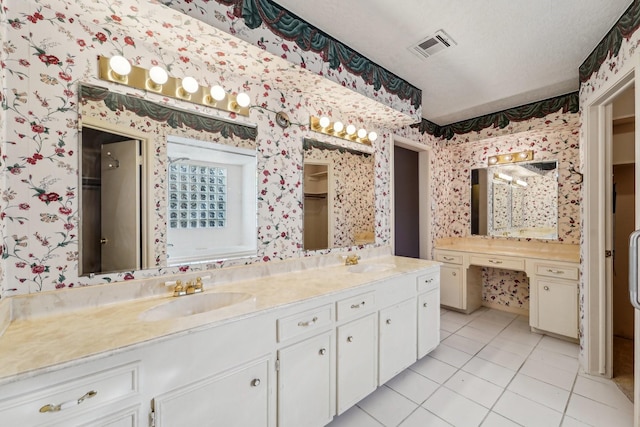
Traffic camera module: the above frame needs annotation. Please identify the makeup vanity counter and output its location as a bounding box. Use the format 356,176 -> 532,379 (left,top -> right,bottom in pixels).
434,237 -> 580,340
0,254 -> 440,427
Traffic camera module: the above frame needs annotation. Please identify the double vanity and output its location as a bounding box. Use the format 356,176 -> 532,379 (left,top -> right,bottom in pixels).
0,254 -> 440,427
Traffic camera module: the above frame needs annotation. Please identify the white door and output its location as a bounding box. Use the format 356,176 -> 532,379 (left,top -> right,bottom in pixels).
630,68 -> 640,425
101,140 -> 140,272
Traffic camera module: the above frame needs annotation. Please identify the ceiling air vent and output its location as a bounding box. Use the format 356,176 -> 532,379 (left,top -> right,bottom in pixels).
409,30 -> 456,60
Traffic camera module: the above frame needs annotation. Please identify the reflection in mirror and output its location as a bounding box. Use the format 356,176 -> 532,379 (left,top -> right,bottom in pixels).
302,139 -> 375,250
79,84 -> 258,276
471,161 -> 558,239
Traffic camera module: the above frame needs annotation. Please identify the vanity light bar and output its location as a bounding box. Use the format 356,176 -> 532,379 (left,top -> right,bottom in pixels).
487,150 -> 533,165
309,116 -> 377,146
97,55 -> 250,117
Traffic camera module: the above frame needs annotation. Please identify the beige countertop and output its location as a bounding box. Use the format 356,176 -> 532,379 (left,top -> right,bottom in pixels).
0,255 -> 438,385
435,237 -> 580,263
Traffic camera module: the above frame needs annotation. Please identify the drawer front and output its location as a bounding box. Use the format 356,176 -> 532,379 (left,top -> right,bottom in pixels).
435,252 -> 463,265
336,292 -> 375,322
277,304 -> 333,342
470,254 -> 524,271
417,270 -> 439,293
0,362 -> 139,426
535,264 -> 579,281
440,265 -> 463,309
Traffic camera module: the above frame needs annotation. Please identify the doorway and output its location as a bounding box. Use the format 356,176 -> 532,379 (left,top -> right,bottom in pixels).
391,135 -> 431,259
611,90 -> 636,400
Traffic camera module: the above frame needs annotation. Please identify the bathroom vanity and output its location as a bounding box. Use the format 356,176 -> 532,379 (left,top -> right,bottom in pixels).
434,237 -> 579,339
0,256 -> 439,427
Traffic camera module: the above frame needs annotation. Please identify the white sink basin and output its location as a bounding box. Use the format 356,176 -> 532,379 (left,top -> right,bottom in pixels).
139,292 -> 255,322
347,263 -> 395,274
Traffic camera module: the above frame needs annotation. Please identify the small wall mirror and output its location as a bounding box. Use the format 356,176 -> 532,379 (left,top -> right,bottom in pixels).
302,138 -> 375,250
471,160 -> 558,239
79,84 -> 258,276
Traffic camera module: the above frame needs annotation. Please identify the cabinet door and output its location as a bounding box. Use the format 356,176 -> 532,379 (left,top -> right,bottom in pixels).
379,298 -> 417,385
536,279 -> 578,339
153,358 -> 269,427
440,265 -> 463,309
418,290 -> 440,359
278,331 -> 334,427
337,314 -> 377,414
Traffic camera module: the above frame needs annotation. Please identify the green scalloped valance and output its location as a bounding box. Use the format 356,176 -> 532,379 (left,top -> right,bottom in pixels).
79,85 -> 258,141
215,0 -> 422,109
411,92 -> 579,140
579,1 -> 640,83
303,138 -> 371,157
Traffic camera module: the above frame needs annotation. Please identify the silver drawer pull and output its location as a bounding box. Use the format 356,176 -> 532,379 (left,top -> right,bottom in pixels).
319,348 -> 327,355
350,301 -> 365,309
546,269 -> 564,275
425,278 -> 433,283
443,256 -> 455,261
251,379 -> 261,387
489,260 -> 503,264
39,390 -> 97,413
544,286 -> 550,291
298,316 -> 318,327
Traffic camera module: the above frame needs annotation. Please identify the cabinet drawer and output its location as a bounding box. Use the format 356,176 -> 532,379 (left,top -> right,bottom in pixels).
0,362 -> 139,426
535,264 -> 578,281
470,254 -> 524,271
417,270 -> 439,293
277,304 -> 333,342
435,252 -> 463,265
336,292 -> 375,321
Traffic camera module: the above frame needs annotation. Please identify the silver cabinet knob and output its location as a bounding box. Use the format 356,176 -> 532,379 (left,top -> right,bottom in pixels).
319,348 -> 327,355
452,272 -> 457,276
386,319 -> 392,325
543,285 -> 550,291
423,302 -> 428,308
251,378 -> 261,387
347,336 -> 354,343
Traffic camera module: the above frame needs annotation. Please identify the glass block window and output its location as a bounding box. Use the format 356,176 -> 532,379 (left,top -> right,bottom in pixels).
168,163 -> 227,229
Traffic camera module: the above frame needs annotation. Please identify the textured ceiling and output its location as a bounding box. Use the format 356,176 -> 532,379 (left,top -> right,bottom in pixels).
271,0 -> 633,125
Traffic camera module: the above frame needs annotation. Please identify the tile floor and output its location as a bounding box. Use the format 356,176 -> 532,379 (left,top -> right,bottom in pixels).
327,307 -> 634,427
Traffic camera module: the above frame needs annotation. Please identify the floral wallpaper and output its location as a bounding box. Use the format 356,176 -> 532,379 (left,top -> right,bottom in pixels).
159,0 -> 422,122
0,0 -> 397,297
395,110 -> 581,312
303,141 -> 375,248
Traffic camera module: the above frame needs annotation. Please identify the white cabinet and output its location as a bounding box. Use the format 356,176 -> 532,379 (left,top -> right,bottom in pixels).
336,313 -> 377,414
277,331 -> 334,427
529,261 -> 579,339
439,264 -> 463,309
418,290 -> 440,358
378,298 -> 417,385
0,355 -> 140,427
152,357 -> 269,427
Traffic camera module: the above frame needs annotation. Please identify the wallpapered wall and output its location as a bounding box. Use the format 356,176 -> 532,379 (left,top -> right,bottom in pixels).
0,0 -> 397,297
396,111 -> 581,313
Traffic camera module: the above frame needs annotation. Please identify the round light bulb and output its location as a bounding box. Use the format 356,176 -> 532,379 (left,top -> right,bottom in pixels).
181,76 -> 199,94
346,124 -> 356,135
368,131 -> 378,142
236,92 -> 251,108
210,85 -> 226,101
319,116 -> 331,128
109,55 -> 131,76
488,157 -> 498,164
148,66 -> 168,85
357,128 -> 367,139
333,121 -> 344,133
518,152 -> 528,159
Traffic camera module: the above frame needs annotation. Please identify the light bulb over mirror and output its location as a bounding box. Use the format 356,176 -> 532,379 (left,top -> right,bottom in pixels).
236,92 -> 251,108
319,116 -> 331,128
357,128 -> 367,139
148,66 -> 168,86
346,124 -> 356,135
333,121 -> 344,133
181,76 -> 199,94
210,85 -> 226,101
109,55 -> 132,77
368,131 -> 378,142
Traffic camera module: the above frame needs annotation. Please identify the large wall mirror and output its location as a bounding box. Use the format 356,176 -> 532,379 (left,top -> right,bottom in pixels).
302,138 -> 375,250
79,84 -> 258,276
471,160 -> 558,239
